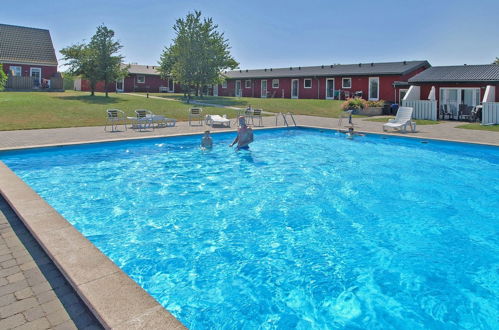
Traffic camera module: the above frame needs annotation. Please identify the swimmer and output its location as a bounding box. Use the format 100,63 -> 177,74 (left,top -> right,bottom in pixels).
201,130 -> 213,149
229,116 -> 254,150
345,126 -> 364,139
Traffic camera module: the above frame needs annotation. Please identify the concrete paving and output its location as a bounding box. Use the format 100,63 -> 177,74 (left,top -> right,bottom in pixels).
0,196 -> 102,330
0,115 -> 497,151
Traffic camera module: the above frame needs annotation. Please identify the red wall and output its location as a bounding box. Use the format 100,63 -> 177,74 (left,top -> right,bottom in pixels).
79,74 -> 182,93
217,64 -> 430,102
1,63 -> 58,79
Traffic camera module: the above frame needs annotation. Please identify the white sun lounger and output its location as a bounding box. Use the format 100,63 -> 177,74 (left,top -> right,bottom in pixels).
205,115 -> 230,127
383,107 -> 416,133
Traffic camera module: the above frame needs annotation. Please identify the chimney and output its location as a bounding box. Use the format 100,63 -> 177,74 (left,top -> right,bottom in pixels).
403,61 -> 407,65
246,69 -> 248,72
358,63 -> 362,67
290,67 -> 293,70
371,63 -> 374,67
270,68 -> 272,71
321,65 -> 324,69
298,66 -> 301,70
264,68 -> 267,72
146,65 -> 149,69
330,64 -> 333,68
240,70 -> 242,73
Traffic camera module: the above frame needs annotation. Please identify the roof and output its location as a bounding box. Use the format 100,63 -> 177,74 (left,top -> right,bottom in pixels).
0,23 -> 57,66
124,64 -> 161,75
408,64 -> 499,83
224,60 -> 430,79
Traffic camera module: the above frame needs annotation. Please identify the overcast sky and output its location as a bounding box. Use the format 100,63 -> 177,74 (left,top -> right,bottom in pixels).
4,0 -> 499,70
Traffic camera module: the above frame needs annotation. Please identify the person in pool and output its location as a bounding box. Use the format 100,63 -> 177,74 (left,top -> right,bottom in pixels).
230,116 -> 254,150
345,126 -> 365,139
201,130 -> 213,149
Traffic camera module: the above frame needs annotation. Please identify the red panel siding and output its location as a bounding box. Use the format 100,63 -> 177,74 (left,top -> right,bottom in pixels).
79,74 -> 182,93
1,63 -> 58,79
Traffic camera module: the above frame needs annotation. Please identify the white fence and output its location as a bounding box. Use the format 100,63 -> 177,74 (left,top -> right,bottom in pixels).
402,100 -> 437,120
482,102 -> 499,124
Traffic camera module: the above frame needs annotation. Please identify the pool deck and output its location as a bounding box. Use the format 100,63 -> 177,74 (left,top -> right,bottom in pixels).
0,115 -> 497,151
0,115 -> 497,329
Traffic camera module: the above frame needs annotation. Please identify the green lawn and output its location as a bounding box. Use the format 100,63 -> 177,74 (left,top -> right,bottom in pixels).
0,92 -> 237,130
455,123 -> 499,132
364,116 -> 440,125
146,93 -> 347,117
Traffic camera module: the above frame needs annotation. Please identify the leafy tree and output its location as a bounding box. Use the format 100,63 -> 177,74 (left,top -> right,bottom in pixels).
61,25 -> 126,97
159,11 -> 238,101
494,57 -> 499,64
0,64 -> 7,91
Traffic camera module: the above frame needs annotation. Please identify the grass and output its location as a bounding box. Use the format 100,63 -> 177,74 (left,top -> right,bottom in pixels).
364,116 -> 440,125
0,91 -> 238,130
455,123 -> 499,132
144,93 -> 348,118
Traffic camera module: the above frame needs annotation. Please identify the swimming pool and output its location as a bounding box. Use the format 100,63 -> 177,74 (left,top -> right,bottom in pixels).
1,128 -> 498,329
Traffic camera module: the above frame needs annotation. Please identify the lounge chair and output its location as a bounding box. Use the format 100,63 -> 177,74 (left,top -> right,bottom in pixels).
383,107 -> 416,133
205,114 -> 230,127
105,109 -> 127,132
189,108 -> 203,126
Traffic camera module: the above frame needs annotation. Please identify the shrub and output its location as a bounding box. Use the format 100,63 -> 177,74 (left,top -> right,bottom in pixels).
366,100 -> 385,107
341,97 -> 368,111
0,64 -> 7,91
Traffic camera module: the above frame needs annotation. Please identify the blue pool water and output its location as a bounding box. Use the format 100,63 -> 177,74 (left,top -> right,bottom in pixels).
1,128 -> 498,329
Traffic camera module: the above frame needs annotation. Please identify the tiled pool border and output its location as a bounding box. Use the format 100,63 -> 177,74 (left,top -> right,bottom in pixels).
0,125 -> 497,329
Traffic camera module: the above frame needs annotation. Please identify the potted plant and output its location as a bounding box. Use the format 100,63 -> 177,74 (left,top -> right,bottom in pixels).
340,98 -> 368,114
362,100 -> 385,116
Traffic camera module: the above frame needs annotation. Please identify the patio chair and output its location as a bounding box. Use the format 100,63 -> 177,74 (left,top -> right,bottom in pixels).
471,105 -> 482,122
383,106 -> 416,133
440,104 -> 453,120
189,108 -> 203,126
105,109 -> 127,132
129,109 -> 154,131
250,109 -> 264,127
205,114 -> 230,127
458,104 -> 473,121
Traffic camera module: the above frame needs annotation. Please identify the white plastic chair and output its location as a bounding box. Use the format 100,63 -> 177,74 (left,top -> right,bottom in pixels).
189,108 -> 203,126
383,107 -> 416,133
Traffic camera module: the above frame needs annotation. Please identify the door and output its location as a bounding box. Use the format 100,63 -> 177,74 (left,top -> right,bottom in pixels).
116,79 -> 124,92
30,68 -> 41,87
213,84 -> 218,96
368,77 -> 379,100
235,80 -> 242,97
291,79 -> 299,99
261,80 -> 267,98
326,78 -> 335,99
440,88 -> 480,117
168,79 -> 174,92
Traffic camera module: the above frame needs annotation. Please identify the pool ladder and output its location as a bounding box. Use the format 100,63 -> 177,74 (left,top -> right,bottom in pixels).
276,112 -> 297,127
338,110 -> 354,130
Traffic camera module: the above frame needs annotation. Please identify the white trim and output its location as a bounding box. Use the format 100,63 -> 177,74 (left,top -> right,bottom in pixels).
272,79 -> 279,89
341,77 -> 352,89
116,78 -> 125,92
325,78 -> 335,99
136,75 -> 145,84
29,67 -> 42,85
303,78 -> 312,89
368,77 -> 380,101
9,66 -> 21,76
291,79 -> 299,99
222,80 -> 227,88
245,80 -> 251,88
235,80 -> 242,97
261,80 -> 267,98
212,84 -> 218,96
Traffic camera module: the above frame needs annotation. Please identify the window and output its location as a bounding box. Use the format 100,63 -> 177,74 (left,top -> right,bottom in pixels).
9,66 -> 21,76
136,75 -> 145,84
272,79 -> 279,88
245,80 -> 251,88
342,78 -> 352,89
304,79 -> 312,88
222,80 -> 227,88
368,77 -> 379,100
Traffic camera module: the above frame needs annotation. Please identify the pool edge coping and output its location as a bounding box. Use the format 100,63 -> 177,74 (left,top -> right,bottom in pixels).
0,161 -> 186,330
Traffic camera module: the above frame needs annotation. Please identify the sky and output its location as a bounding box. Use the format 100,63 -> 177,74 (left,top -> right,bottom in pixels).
2,0 -> 499,70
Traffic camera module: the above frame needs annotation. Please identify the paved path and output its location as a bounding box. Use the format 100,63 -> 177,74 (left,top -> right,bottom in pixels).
0,115 -> 497,150
0,196 -> 102,330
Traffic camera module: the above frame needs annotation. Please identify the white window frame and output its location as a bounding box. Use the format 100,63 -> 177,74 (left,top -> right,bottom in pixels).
136,75 -> 145,84
29,67 -> 42,85
9,66 -> 22,76
245,80 -> 251,88
325,78 -> 335,99
303,78 -> 312,89
291,79 -> 299,99
261,80 -> 268,98
272,79 -> 279,89
342,77 -> 352,89
235,80 -> 242,97
368,77 -> 380,101
222,80 -> 227,88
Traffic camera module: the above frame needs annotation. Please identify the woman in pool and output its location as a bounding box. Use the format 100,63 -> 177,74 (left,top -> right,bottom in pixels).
230,116 -> 254,150
201,130 -> 213,149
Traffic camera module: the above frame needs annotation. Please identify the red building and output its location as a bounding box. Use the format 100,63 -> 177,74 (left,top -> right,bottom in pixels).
75,64 -> 180,93
0,23 -> 60,89
216,61 -> 430,103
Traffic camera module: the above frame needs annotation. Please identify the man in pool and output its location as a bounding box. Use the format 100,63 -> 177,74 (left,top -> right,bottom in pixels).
345,126 -> 364,139
230,116 -> 254,150
201,130 -> 213,149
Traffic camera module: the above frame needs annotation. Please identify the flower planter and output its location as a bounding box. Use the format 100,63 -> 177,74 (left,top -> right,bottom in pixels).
359,107 -> 383,116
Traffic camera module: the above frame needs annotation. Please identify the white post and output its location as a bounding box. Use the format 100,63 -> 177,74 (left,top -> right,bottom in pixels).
428,86 -> 436,100
403,85 -> 421,101
483,85 -> 496,103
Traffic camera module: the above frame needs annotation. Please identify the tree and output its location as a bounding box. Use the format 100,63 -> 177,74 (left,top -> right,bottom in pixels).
494,57 -> 499,64
60,25 -> 126,97
0,64 -> 7,91
158,11 -> 238,101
